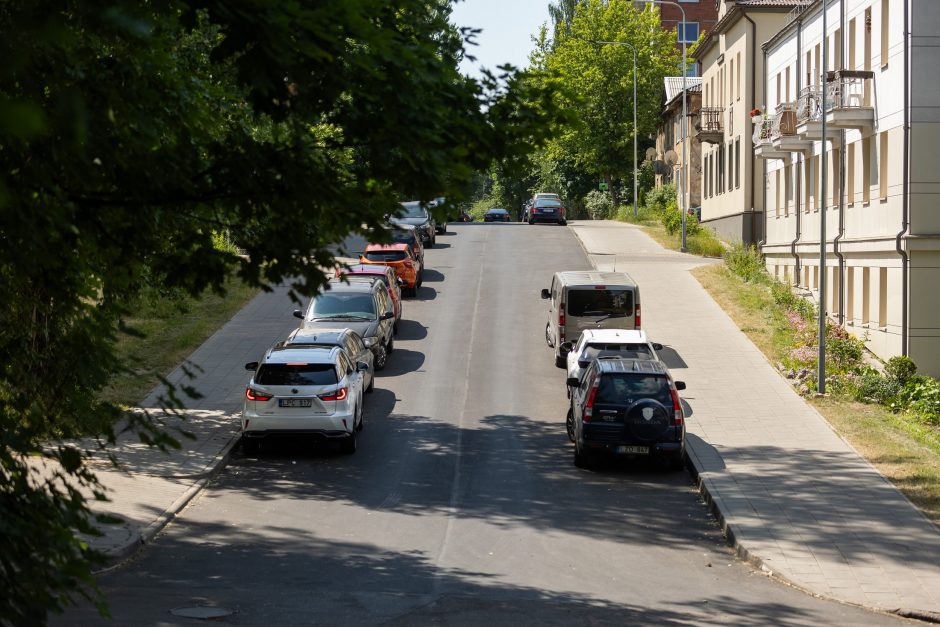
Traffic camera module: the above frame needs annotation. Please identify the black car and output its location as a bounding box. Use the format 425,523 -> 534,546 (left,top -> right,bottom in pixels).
567,358 -> 686,470
527,197 -> 567,225
483,208 -> 512,222
393,201 -> 438,247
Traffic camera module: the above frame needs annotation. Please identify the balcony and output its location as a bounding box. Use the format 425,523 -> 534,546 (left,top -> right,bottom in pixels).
695,107 -> 724,145
796,70 -> 874,137
770,103 -> 812,153
753,117 -> 789,159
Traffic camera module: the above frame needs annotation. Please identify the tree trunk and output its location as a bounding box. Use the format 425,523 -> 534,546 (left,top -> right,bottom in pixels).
604,173 -> 620,208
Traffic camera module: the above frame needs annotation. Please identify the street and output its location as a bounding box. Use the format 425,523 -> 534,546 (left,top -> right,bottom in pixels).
59,223 -> 903,626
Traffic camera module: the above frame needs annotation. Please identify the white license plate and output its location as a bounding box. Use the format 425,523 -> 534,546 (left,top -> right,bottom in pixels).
615,445 -> 649,455
279,398 -> 313,408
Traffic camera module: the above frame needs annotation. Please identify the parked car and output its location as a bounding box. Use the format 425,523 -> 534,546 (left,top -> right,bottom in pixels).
394,201 -> 437,247
427,196 -> 448,234
561,329 -> 662,381
541,271 -> 642,367
526,197 -> 567,225
334,264 -> 403,333
567,358 -> 686,470
293,279 -> 396,370
386,224 -> 424,271
359,243 -> 421,296
282,327 -> 375,393
241,345 -> 368,455
483,208 -> 512,222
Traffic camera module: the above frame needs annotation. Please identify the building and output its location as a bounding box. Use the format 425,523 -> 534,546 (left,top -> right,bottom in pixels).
759,0 -> 940,375
637,1 -> 719,76
693,0 -> 806,245
653,77 -> 703,214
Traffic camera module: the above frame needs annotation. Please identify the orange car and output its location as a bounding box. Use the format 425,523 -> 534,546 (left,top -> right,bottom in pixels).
360,243 -> 422,296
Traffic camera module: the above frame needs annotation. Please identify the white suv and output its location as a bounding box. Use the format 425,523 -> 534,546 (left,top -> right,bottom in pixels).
241,345 -> 369,455
561,329 -> 662,384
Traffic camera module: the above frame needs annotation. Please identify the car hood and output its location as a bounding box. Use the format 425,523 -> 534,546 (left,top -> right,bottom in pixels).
303,319 -> 378,338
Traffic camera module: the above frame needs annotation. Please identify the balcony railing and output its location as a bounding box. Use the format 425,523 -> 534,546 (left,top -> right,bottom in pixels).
797,71 -> 874,124
696,107 -> 724,144
752,117 -> 773,146
771,103 -> 798,139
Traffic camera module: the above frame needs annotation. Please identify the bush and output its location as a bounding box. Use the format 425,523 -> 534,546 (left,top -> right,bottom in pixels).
583,189 -> 614,220
644,183 -> 676,214
896,376 -> 940,425
853,369 -> 901,404
686,229 -> 725,257
469,198 -> 495,221
886,355 -> 917,386
723,242 -> 766,283
770,280 -> 815,321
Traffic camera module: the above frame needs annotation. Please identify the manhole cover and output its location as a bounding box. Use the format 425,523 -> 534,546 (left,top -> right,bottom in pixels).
170,606 -> 233,619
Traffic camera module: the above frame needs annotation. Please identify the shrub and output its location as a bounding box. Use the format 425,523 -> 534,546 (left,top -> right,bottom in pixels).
853,369 -> 900,404
469,198 -> 494,221
583,189 -> 614,220
770,280 -> 815,320
896,376 -> 940,425
687,229 -> 725,256
885,355 -> 917,386
826,328 -> 865,373
644,183 -> 676,214
661,200 -> 682,234
723,242 -> 767,283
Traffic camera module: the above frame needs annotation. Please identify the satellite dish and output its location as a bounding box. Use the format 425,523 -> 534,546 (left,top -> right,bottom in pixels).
652,160 -> 671,175
645,147 -> 657,160
664,150 -> 678,166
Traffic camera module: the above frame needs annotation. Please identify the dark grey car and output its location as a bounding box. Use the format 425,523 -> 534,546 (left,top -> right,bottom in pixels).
282,327 -> 375,392
393,201 -> 437,247
293,280 -> 396,370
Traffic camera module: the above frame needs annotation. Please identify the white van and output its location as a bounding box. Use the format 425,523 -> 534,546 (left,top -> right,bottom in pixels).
540,271 -> 641,367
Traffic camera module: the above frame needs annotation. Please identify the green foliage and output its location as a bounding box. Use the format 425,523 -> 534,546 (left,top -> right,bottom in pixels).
770,281 -> 816,321
897,376 -> 940,426
584,189 -> 614,220
0,0 -> 567,620
723,242 -> 767,283
643,183 -> 676,214
886,356 -> 918,386
686,229 -> 725,257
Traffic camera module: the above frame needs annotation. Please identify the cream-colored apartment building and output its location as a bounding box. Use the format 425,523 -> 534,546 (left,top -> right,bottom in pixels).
693,1 -> 802,244
654,77 -> 702,211
759,0 -> 940,375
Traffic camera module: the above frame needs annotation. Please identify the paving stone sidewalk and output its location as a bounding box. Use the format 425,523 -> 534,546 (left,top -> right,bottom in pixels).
569,220 -> 940,618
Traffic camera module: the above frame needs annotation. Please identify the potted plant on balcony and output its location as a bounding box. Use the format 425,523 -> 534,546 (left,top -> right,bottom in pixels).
749,107 -> 763,123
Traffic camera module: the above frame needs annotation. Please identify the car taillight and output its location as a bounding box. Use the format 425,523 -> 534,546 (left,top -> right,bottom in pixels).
246,386 -> 272,402
318,387 -> 347,401
560,206 -> 566,216
558,304 -> 565,342
670,387 -> 683,426
635,303 -> 641,329
583,378 -> 600,423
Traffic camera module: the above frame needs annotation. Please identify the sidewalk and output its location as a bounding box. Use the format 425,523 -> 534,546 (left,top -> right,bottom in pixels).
80,283 -> 300,563
569,220 -> 940,619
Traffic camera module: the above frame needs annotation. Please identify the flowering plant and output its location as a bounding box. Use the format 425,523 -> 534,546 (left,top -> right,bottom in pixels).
749,107 -> 762,118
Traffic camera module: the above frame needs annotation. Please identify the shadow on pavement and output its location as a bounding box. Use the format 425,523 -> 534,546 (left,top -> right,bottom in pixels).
657,346 -> 688,369
395,319 -> 428,341
413,286 -> 437,301
377,348 -> 425,377
420,269 -> 445,283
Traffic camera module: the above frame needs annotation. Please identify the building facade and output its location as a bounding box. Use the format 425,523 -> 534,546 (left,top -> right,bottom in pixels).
654,78 -> 703,213
637,0 -> 720,75
759,0 -> 940,375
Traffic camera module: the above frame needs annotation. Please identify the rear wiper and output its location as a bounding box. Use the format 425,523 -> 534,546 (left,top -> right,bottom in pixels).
593,312 -> 628,323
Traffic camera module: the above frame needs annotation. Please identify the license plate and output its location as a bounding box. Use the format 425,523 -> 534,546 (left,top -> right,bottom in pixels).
615,445 -> 649,455
279,398 -> 313,408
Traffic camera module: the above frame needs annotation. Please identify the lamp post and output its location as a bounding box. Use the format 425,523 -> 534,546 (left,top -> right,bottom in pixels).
585,39 -> 638,218
818,0 -> 829,394
644,0 -> 688,251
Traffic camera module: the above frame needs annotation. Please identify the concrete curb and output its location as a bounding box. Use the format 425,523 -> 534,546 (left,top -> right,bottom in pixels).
93,433 -> 241,573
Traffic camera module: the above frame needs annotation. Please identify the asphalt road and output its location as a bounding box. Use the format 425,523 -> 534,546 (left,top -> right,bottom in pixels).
59,223 -> 905,626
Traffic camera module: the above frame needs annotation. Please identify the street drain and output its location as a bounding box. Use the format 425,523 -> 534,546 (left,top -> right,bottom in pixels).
170,606 -> 233,619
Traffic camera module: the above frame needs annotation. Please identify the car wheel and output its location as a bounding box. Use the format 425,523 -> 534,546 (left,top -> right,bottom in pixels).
559,220 -> 567,226
241,437 -> 261,455
417,273 -> 423,289
439,223 -> 446,234
554,354 -> 566,368
545,323 -> 553,348
665,450 -> 685,471
374,345 -> 388,370
565,408 -> 575,443
340,431 -> 357,455
366,371 -> 374,393
386,335 -> 394,355
393,319 -> 400,335
574,442 -> 590,469
528,219 -> 534,225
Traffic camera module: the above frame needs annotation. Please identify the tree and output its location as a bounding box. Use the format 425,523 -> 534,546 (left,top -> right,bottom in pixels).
543,0 -> 678,206
0,1 -> 564,622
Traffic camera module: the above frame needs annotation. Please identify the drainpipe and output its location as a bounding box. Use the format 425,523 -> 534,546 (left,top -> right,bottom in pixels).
759,43 -> 767,248
895,0 -> 911,355
743,10 -> 759,244
833,2 -> 847,324
791,16 -> 803,283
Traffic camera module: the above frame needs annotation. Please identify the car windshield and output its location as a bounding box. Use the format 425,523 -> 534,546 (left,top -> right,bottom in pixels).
595,374 -> 671,405
399,202 -> 428,219
309,293 -> 375,319
256,363 -> 338,386
365,250 -> 407,262
581,343 -> 653,361
535,198 -> 562,208
567,288 -> 633,316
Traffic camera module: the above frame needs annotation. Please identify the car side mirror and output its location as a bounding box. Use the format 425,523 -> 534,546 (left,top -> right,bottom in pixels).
357,361 -> 370,372
566,377 -> 580,387
652,343 -> 663,350
245,361 -> 259,371
675,381 -> 686,391
397,278 -> 405,287
381,311 -> 394,320
578,360 -> 589,369
293,309 -> 304,320
540,289 -> 550,299
559,341 -> 573,356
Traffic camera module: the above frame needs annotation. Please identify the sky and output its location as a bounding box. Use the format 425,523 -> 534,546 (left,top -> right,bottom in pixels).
449,0 -> 552,79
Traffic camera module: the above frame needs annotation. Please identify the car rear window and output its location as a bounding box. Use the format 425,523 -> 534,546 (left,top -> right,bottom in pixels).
256,363 -> 338,386
365,251 -> 407,262
595,374 -> 671,405
535,199 -> 562,207
567,288 -> 634,316
582,343 -> 653,361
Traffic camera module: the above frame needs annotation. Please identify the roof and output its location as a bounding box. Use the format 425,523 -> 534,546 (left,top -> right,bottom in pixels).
324,278 -> 379,292
265,345 -> 338,364
364,242 -> 409,251
596,358 -> 669,376
580,329 -> 649,343
693,0 -> 808,60
664,77 -> 702,103
284,328 -> 350,346
556,271 -> 638,288
339,264 -> 392,275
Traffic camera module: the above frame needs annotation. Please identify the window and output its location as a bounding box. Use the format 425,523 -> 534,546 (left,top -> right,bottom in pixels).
813,265 -> 818,290
728,58 -> 734,105
879,131 -> 889,200
864,7 -> 872,71
736,52 -> 741,101
775,170 -> 781,217
847,267 -> 855,321
735,138 -> 741,189
785,66 -> 791,103
567,288 -> 633,317
256,363 -> 338,386
863,135 -> 872,203
785,163 -> 792,216
776,73 -> 781,107
727,141 -> 733,192
831,267 -> 841,315
677,22 -> 699,43
849,17 -> 857,70
862,267 -> 871,324
847,143 -> 856,205
881,0 -> 890,67
878,267 -> 888,327
834,28 -> 843,70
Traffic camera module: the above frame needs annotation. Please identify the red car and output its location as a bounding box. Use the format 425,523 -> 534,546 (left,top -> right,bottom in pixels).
335,264 -> 403,333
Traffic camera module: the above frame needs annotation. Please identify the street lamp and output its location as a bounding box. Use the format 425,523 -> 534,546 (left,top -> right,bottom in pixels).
818,0 -> 830,394
582,38 -> 639,218
643,0 -> 688,252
